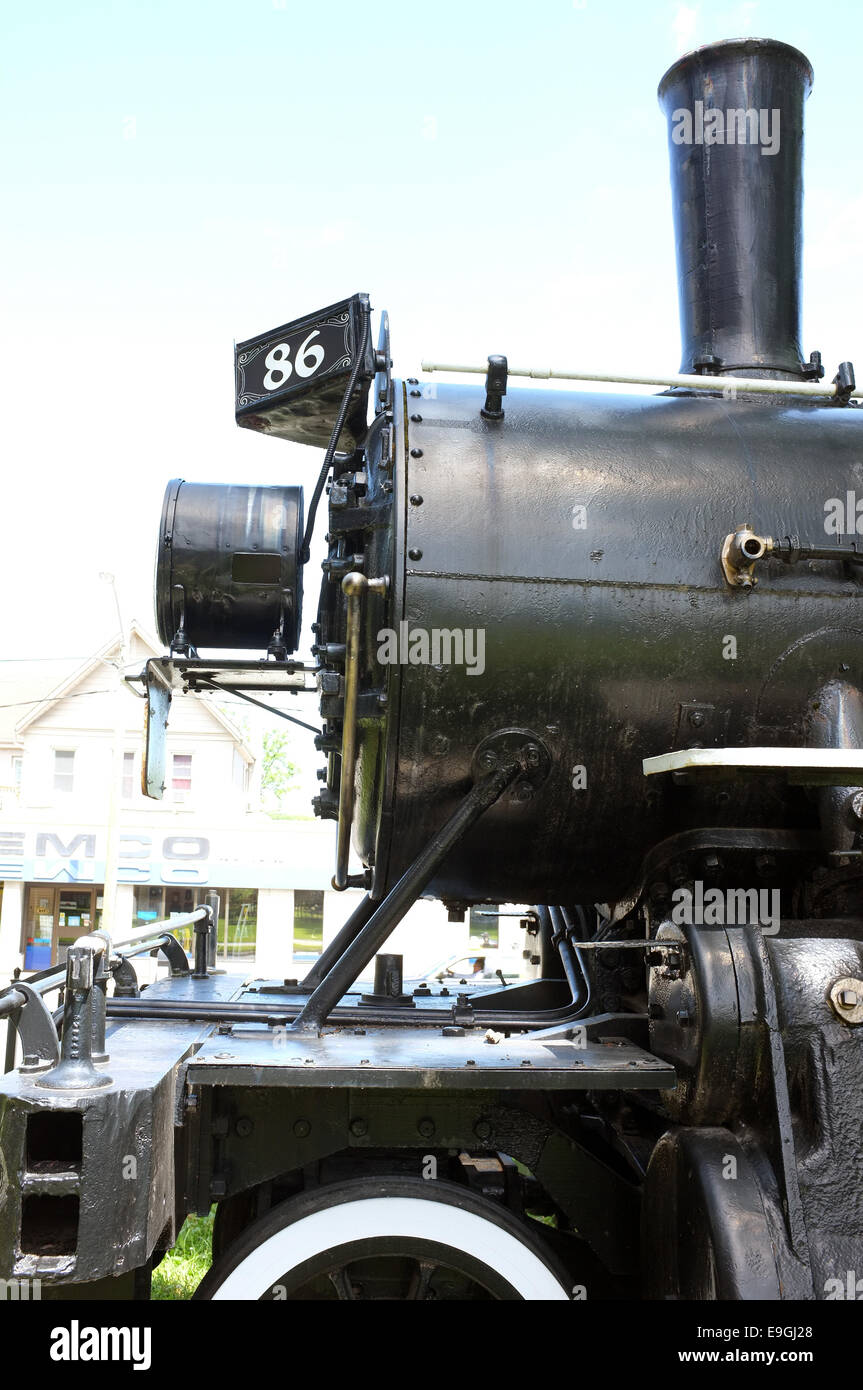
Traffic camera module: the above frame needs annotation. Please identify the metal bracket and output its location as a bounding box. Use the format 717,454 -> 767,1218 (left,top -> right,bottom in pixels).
12,983 -> 60,1073
833,360 -> 856,405
481,355 -> 508,420
471,729 -> 551,803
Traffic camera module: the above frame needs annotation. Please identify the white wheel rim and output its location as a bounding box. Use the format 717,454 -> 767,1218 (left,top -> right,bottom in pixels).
210,1195 -> 571,1300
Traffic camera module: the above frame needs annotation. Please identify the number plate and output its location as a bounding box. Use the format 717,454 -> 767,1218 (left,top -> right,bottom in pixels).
235,293 -> 374,449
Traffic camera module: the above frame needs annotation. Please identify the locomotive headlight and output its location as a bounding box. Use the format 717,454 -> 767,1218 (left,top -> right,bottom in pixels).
155,478 -> 304,655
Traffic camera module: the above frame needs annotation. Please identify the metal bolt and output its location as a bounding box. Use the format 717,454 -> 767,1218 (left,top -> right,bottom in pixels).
350,1118 -> 368,1137
417,1117 -> 435,1138
479,749 -> 499,771
408,547 -> 423,561
409,494 -> 424,506
235,1116 -> 254,1138
514,783 -> 533,802
688,710 -> 706,728
524,744 -> 542,769
829,977 -> 863,1023
410,414 -> 422,423
293,1118 -> 311,1138
410,448 -> 423,458
410,389 -> 421,397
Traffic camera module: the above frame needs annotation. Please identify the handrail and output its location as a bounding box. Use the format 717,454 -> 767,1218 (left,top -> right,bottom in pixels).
421,359 -> 862,401
0,904 -> 216,1083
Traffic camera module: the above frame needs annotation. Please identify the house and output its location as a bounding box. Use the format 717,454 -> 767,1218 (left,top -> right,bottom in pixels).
0,627 -> 491,985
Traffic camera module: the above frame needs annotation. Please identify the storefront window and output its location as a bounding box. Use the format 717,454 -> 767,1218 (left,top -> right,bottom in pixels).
223,888 -> 257,960
164,885 -> 198,955
23,885 -> 103,970
134,885 -> 163,925
293,890 -> 323,959
469,905 -> 499,947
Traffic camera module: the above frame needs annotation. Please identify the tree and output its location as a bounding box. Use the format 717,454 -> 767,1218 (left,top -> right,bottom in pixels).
261,730 -> 297,803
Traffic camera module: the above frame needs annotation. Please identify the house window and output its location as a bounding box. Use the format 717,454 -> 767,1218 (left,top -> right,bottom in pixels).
53,750 -> 75,794
171,753 -> 192,803
122,751 -> 135,800
293,890 -> 324,959
12,756 -> 22,792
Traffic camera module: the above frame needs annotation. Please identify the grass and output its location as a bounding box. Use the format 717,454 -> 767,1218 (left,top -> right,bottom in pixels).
151,1210 -> 215,1300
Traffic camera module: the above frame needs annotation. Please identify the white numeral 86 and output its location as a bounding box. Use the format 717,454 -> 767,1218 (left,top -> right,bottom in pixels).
263,330 -> 325,390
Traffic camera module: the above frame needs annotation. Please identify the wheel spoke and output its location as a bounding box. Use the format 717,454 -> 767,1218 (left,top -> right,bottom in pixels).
327,1267 -> 357,1300
406,1258 -> 437,1300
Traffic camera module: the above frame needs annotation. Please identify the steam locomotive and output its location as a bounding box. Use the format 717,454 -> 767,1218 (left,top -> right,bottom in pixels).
2,37 -> 862,1301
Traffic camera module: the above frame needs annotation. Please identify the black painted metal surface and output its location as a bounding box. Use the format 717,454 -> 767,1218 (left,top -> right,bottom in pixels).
348,382 -> 862,907
156,478 -> 304,652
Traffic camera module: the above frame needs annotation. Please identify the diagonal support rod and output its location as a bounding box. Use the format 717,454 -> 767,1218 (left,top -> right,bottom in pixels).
292,759 -> 524,1033
301,893 -> 377,992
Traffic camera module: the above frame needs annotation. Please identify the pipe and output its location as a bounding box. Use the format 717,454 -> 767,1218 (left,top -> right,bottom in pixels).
333,573 -> 388,890
549,907 -> 591,1014
420,362 -> 860,400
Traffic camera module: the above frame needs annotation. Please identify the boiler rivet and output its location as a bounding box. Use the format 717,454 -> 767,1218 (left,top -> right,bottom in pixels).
409,548 -> 423,561
411,448 -> 423,458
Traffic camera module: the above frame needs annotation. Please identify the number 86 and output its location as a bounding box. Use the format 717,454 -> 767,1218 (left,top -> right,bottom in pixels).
263,330 -> 325,390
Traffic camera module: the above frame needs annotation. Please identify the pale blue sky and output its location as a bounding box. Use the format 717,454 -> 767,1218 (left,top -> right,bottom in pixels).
1,0 -> 860,680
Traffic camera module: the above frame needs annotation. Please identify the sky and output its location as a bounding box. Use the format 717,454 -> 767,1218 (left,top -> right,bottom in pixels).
1,0 -> 860,773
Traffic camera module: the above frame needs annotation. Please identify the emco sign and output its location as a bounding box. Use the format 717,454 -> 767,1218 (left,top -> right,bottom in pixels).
112,835 -> 211,885
0,830 -> 211,885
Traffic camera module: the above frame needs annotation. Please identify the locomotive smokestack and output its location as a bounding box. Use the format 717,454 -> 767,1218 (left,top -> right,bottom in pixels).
658,38 -> 813,380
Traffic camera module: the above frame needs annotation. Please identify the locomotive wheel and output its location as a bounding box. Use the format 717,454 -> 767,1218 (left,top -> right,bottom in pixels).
195,1176 -> 572,1300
